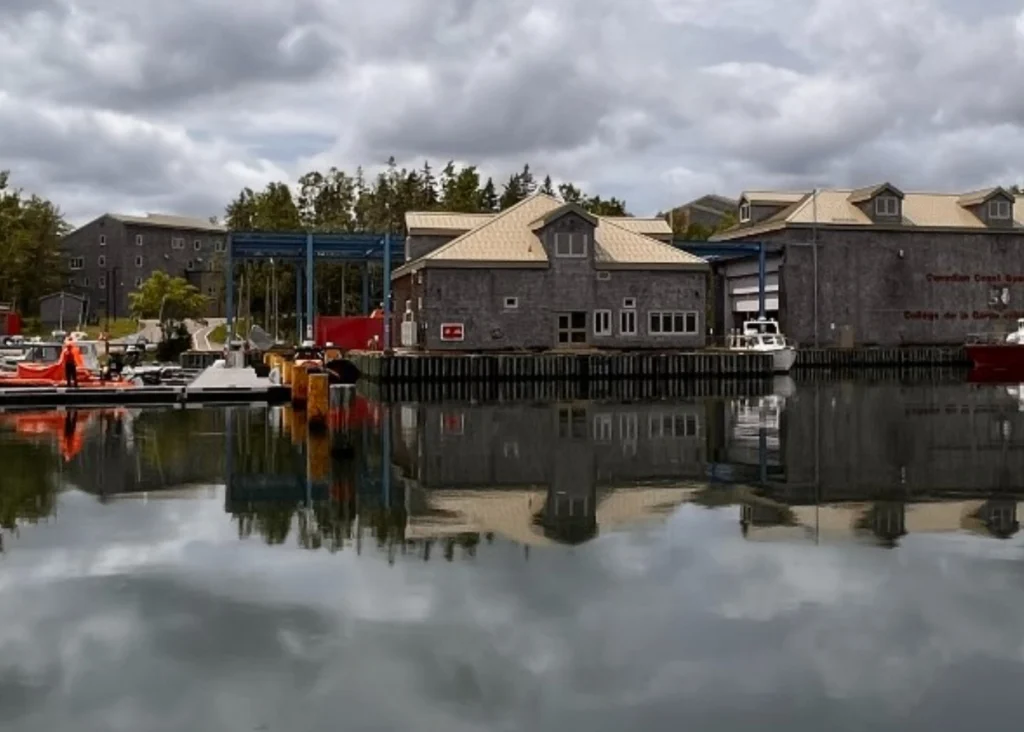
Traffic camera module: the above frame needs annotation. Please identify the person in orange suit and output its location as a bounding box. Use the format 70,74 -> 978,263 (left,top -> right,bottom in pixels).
63,342 -> 78,388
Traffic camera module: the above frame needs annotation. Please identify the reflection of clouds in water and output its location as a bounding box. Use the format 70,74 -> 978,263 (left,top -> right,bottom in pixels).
1,495 -> 1024,730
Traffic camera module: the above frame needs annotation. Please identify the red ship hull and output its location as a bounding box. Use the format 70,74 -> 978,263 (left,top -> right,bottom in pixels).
965,343 -> 1024,371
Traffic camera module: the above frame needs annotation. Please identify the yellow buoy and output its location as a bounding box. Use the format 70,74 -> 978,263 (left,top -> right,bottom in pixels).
307,372 -> 329,426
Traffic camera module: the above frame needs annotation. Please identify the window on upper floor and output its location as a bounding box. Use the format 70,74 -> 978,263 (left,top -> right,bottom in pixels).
194,239 -> 202,251
98,275 -> 106,289
97,255 -> 106,267
99,234 -> 106,246
989,199 -> 1012,220
503,296 -> 518,310
171,237 -> 184,250
135,255 -> 143,268
875,195 -> 900,217
135,234 -> 144,246
213,239 -> 225,253
554,232 -> 587,257
739,201 -> 751,222
69,257 -> 84,270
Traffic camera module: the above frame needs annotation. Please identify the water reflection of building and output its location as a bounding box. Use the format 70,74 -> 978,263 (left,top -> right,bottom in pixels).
391,401 -> 709,545
741,498 -> 1022,545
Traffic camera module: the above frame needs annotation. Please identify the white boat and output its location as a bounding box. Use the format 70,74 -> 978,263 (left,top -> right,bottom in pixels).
726,318 -> 797,373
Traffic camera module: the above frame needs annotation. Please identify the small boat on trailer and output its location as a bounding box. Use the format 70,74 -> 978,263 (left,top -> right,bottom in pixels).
726,318 -> 797,373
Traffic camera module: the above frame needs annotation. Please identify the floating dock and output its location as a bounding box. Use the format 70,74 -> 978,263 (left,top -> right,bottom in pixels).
350,350 -> 774,384
0,384 -> 291,408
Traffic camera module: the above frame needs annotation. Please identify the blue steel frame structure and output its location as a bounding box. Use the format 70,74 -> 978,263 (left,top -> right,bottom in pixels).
225,231 -> 404,344
224,231 -> 770,346
673,240 -> 772,318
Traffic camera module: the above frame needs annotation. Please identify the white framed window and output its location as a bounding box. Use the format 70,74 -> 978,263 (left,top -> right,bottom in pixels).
739,201 -> 751,222
620,412 -> 638,456
620,309 -> 636,335
594,309 -> 612,336
596,271 -> 611,281
171,237 -> 184,250
83,277 -> 90,287
557,406 -> 588,439
622,297 -> 636,309
989,199 -> 1012,220
135,255 -> 143,268
554,232 -> 587,257
69,256 -> 84,270
875,195 -> 900,216
648,412 -> 701,438
504,296 -> 519,310
134,277 -> 143,288
99,234 -> 106,246
193,238 -> 202,251
186,260 -> 195,271
213,239 -> 225,253
593,414 -> 613,442
97,275 -> 106,289
135,234 -> 143,246
97,254 -> 106,267
648,311 -> 699,335
503,440 -> 519,459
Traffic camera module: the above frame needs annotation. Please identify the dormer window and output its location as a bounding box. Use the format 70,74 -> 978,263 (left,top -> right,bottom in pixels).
739,201 -> 751,222
989,199 -> 1012,220
875,195 -> 900,217
554,232 -> 587,257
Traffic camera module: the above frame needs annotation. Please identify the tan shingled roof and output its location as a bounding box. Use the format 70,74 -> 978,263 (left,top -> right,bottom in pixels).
405,211 -> 495,231
742,191 -> 806,205
395,194 -> 706,275
602,216 -> 672,236
110,213 -> 226,232
714,187 -> 1024,240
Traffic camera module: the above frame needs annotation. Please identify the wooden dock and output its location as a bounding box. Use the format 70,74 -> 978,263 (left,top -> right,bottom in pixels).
350,350 -> 774,384
794,346 -> 969,368
361,375 -> 774,403
0,385 -> 291,409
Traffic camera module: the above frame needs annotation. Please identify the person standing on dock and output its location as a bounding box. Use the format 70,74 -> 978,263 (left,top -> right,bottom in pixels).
63,341 -> 78,388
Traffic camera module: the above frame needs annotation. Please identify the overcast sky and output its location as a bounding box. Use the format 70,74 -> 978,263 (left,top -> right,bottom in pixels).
2,0 -> 1024,225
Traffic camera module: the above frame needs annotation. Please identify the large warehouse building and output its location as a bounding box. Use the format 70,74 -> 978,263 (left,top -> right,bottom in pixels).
711,183 -> 1024,346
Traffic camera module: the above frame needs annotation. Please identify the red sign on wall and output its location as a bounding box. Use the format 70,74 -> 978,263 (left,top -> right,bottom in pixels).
440,322 -> 464,341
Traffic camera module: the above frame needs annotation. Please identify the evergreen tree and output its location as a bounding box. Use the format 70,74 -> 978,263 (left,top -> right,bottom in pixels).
540,175 -> 555,196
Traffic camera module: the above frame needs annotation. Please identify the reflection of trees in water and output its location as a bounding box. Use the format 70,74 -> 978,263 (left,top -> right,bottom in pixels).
230,498 -> 488,563
0,439 -> 59,551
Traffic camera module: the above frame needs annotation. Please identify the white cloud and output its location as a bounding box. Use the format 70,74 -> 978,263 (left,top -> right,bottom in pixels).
0,0 -> 1022,224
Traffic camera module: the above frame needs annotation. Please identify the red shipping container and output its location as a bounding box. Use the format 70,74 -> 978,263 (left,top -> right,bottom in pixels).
314,316 -> 384,351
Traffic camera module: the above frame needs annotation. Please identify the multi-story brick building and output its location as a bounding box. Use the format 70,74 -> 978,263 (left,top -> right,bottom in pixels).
61,213 -> 227,319
392,193 -> 710,351
711,183 -> 1024,346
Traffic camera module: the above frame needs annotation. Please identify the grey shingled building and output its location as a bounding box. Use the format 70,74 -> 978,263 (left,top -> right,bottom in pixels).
392,193 -> 710,351
61,213 -> 228,320
711,183 -> 1024,346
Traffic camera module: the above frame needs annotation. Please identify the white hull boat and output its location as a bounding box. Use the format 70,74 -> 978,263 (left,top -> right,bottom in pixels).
727,318 -> 797,373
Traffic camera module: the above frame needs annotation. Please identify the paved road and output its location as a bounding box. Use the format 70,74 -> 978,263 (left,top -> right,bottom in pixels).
191,318 -> 226,351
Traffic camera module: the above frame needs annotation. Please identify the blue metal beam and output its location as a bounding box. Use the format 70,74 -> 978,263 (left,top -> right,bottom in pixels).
382,233 -> 392,351
225,233 -> 234,339
305,233 -> 314,341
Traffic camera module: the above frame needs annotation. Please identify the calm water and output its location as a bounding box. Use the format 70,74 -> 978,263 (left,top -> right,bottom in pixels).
3,376 -> 1024,730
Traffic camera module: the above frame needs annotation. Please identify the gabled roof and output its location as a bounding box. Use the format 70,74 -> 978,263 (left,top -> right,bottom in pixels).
740,191 -> 806,205
603,216 -> 673,236
393,193 -> 706,277
405,211 -> 495,232
528,202 -> 599,231
957,187 -> 1014,207
848,182 -> 903,203
713,187 -> 1024,240
109,213 -> 226,232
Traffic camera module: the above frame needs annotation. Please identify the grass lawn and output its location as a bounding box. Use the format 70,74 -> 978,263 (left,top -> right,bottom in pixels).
208,324 -> 227,344
84,318 -> 140,340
